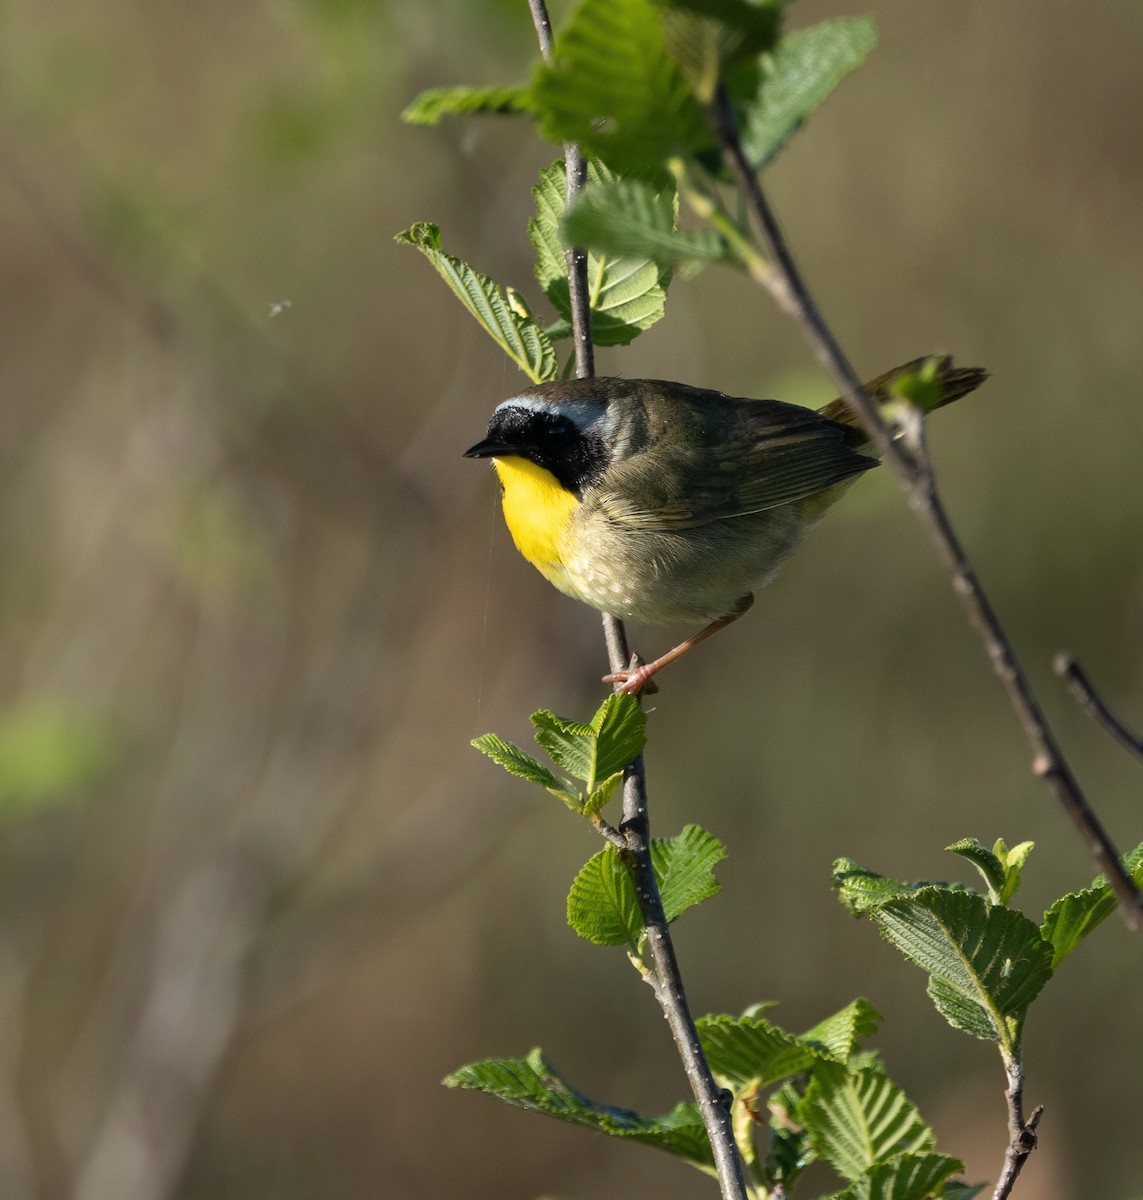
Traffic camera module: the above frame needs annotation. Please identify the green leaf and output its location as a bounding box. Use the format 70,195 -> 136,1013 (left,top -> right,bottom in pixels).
394,222 -> 557,382
946,838 -> 1006,903
590,692 -> 648,780
655,0 -> 782,103
801,998 -> 882,1063
873,889 -> 1052,1049
1040,843 -> 1143,968
833,859 -> 970,915
0,700 -> 117,814
471,733 -> 579,808
531,0 -> 710,171
566,824 -> 724,947
941,1182 -> 986,1200
833,858 -> 917,914
445,1047 -> 713,1169
401,84 -> 532,125
567,844 -> 641,947
531,159 -> 673,345
562,176 -> 729,273
738,16 -> 877,169
530,159 -> 573,298
531,693 -> 646,793
995,839 -> 1035,905
697,1012 -> 815,1089
582,770 -> 624,818
800,1063 -> 933,1183
531,710 -> 597,783
828,1152 -> 965,1200
655,823 -> 725,923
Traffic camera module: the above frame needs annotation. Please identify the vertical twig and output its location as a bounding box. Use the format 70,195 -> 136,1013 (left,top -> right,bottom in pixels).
708,84 -> 1143,935
992,1053 -> 1043,1200
1054,653 -> 1143,768
526,8 -> 749,1200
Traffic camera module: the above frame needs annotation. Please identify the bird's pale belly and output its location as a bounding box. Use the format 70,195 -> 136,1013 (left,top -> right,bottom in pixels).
560,503 -> 820,625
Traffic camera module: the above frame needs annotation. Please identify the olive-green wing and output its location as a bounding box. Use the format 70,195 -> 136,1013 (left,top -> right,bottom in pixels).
597,398 -> 877,531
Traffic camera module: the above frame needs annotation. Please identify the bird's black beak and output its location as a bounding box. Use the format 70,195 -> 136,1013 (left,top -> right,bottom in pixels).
463,438 -> 515,459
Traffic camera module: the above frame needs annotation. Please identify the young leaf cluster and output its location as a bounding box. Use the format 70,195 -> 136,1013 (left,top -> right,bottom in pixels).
567,823 -> 725,950
473,692 -> 646,817
399,0 -> 877,377
475,695 -> 725,951
834,839 -> 1143,1057
447,999 -> 981,1200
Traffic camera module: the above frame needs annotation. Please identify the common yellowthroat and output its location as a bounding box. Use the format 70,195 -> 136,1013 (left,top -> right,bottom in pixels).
465,357 -> 986,694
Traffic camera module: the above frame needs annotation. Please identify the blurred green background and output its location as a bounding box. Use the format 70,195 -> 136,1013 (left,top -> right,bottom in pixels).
0,0 -> 1139,1197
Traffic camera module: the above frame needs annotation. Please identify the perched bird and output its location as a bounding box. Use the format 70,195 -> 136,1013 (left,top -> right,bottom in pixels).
465,357 -> 986,694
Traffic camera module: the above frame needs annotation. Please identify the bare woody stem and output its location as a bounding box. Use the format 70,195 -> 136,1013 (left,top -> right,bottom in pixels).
1054,653 -> 1143,768
992,1052 -> 1043,1200
526,9 -> 750,1200
709,84 -> 1143,935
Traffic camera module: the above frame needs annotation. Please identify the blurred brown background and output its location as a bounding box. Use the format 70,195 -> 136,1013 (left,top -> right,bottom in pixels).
0,0 -> 1139,1197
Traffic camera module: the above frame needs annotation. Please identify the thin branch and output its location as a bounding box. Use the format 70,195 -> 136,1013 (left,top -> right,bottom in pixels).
563,145 -> 596,381
708,84 -> 1143,935
525,9 -> 749,1199
992,1052 -> 1042,1200
619,763 -> 750,1200
1054,653 -> 1143,768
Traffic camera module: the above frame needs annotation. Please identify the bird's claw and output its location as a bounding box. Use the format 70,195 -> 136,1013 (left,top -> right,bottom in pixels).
602,655 -> 659,696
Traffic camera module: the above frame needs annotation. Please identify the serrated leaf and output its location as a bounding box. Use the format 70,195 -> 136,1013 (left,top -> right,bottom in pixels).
394,222 -> 557,382
531,0 -> 711,171
530,159 -> 574,297
833,859 -> 969,916
590,692 -> 647,780
470,733 -> 580,808
738,16 -> 877,169
833,859 -> 916,914
800,1063 -> 933,1183
801,999 -> 882,1063
401,85 -> 532,125
655,824 -> 725,923
531,695 -> 645,793
1040,842 -> 1143,968
828,1152 -> 964,1200
656,0 -> 782,102
531,709 -> 597,783
582,769 -> 624,818
697,1012 -> 815,1089
946,838 -> 1006,903
562,176 -> 729,273
531,159 -> 673,345
924,978 -> 996,1043
445,1047 -> 713,1168
567,844 -> 641,946
873,889 -> 1053,1049
567,824 -> 724,947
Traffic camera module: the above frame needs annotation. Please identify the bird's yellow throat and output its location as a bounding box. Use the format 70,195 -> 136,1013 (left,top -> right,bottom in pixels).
492,456 -> 577,585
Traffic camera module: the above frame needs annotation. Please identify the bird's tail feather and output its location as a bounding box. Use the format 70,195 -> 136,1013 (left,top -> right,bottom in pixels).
818,355 -> 988,429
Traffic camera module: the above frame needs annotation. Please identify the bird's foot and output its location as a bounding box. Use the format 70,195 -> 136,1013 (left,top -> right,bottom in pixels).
602,654 -> 660,696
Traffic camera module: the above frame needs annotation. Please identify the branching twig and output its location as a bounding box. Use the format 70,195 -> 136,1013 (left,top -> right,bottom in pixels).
992,1052 -> 1043,1200
708,84 -> 1143,935
526,10 -> 750,1200
1054,653 -> 1143,768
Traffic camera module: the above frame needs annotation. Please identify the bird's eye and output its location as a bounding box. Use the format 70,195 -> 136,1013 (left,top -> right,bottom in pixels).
548,418 -> 571,441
